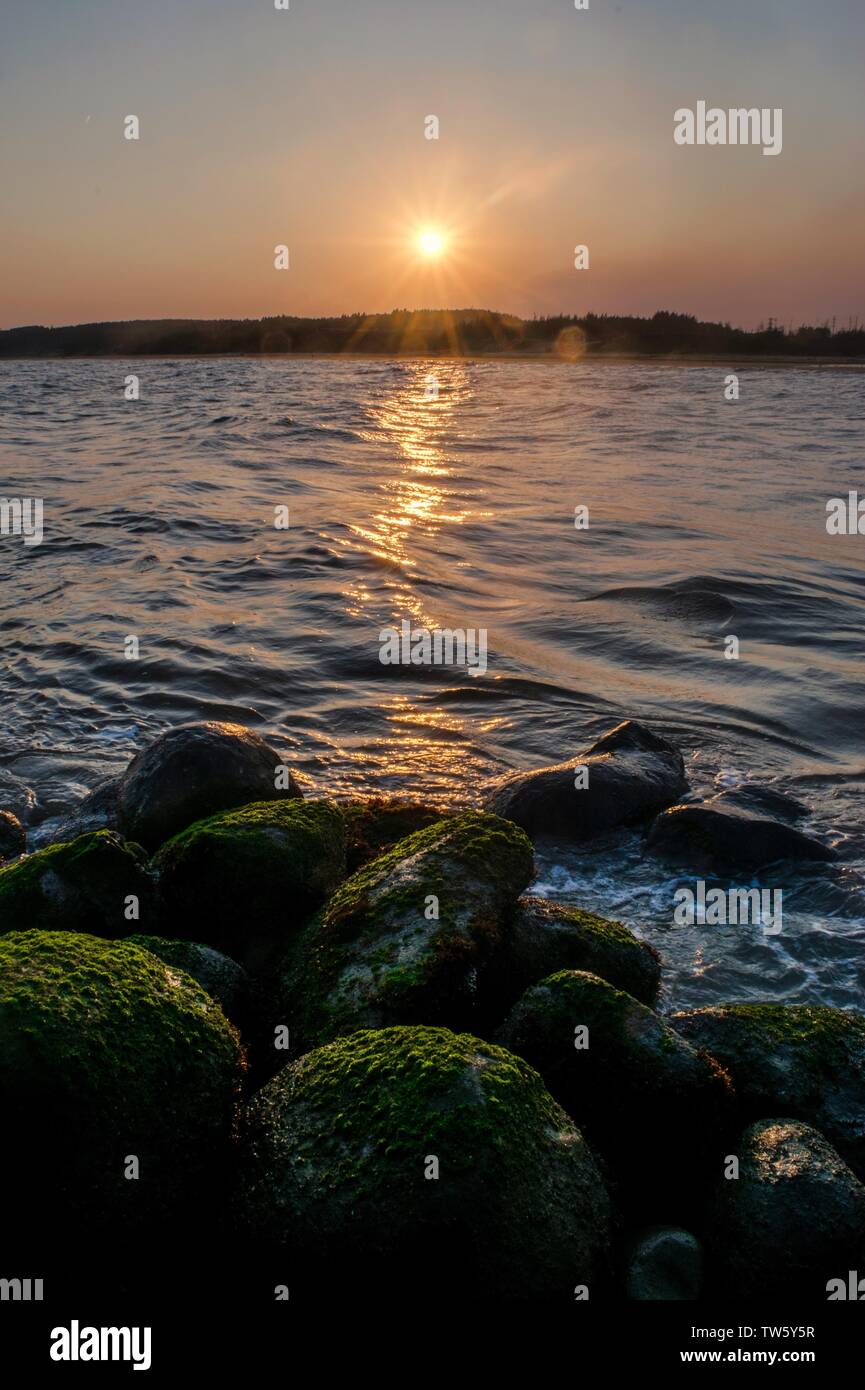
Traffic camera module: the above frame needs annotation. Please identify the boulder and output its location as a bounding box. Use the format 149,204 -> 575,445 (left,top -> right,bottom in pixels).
708,1119 -> 865,1299
0,809 -> 25,863
280,810 -> 534,1051
482,720 -> 686,840
124,934 -> 250,1031
495,970 -> 733,1214
478,894 -> 661,1019
234,1025 -> 611,1299
0,829 -> 154,936
670,1002 -> 865,1179
44,774 -> 122,846
340,797 -> 451,874
117,721 -> 303,851
0,931 -> 243,1245
624,1226 -> 703,1301
154,799 -> 346,961
647,801 -> 835,872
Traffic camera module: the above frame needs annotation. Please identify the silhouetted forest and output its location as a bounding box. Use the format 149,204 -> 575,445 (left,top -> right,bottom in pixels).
2,309 -> 863,358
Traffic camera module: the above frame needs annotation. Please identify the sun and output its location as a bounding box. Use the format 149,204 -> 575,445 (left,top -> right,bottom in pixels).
417,228 -> 446,259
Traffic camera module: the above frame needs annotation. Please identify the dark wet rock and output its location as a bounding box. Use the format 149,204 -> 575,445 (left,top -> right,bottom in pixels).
646,800 -> 835,872
708,1119 -> 865,1299
0,810 -> 25,863
0,931 -> 243,1243
280,811 -> 534,1052
125,934 -> 250,1030
482,720 -> 687,841
233,1025 -> 611,1299
45,775 -> 122,846
0,829 -> 154,936
340,797 -> 452,874
624,1226 -> 703,1301
117,721 -> 303,851
495,970 -> 733,1214
154,799 -> 346,962
0,770 -> 37,825
478,894 -> 661,1019
670,1002 -> 865,1179
711,784 -> 808,823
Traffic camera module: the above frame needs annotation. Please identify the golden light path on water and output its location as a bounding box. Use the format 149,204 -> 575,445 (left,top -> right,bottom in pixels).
342,362 -> 503,798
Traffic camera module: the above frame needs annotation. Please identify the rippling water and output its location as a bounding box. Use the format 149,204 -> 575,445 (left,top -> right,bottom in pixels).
1,357 -> 864,1010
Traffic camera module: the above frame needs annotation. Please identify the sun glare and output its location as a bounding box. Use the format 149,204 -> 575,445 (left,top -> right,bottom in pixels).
417,228 -> 446,259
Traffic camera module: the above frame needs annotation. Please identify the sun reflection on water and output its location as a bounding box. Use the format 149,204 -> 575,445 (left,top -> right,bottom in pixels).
346,362 -> 485,625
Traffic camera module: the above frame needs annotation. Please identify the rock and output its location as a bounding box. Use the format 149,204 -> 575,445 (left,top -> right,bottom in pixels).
124,934 -> 250,1030
625,1226 -> 703,1301
708,1119 -> 865,1299
495,970 -> 733,1214
478,894 -> 661,1019
0,829 -> 154,936
0,810 -> 25,863
117,721 -> 303,851
234,1025 -> 611,1298
340,797 -> 451,874
482,719 -> 687,841
281,810 -> 534,1051
0,931 -> 243,1244
646,801 -> 835,871
670,1002 -> 865,1179
44,774 -> 122,846
154,799 -> 346,962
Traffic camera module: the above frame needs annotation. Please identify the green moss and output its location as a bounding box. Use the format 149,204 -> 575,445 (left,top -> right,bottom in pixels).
0,930 -> 243,1235
0,830 -> 152,935
154,798 -> 347,955
694,1003 -> 865,1077
281,811 -> 533,1048
236,1024 -> 610,1296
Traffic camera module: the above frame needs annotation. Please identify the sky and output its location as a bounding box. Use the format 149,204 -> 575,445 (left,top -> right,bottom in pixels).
1,0 -> 864,330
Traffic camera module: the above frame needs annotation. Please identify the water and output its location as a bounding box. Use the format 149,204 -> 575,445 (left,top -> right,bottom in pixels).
1,357 -> 864,1012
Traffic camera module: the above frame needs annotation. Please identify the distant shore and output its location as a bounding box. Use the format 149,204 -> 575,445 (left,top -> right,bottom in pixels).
2,308 -> 863,363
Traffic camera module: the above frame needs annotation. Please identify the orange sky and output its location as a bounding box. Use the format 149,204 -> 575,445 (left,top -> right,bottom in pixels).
2,0 -> 864,330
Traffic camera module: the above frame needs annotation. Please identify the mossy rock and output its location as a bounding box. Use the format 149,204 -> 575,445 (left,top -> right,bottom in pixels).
234,1025 -> 611,1299
478,894 -> 661,1023
670,1002 -> 865,1179
0,931 -> 243,1247
124,934 -> 250,1031
340,797 -> 452,874
0,830 -> 153,936
154,798 -> 346,961
707,1119 -> 865,1299
280,810 -> 534,1050
495,970 -> 734,1218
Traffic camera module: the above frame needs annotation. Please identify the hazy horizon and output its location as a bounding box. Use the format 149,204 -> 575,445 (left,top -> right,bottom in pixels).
3,0 -> 864,330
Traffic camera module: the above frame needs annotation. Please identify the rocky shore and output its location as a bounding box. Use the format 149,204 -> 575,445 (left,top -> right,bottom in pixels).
0,718 -> 859,1301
